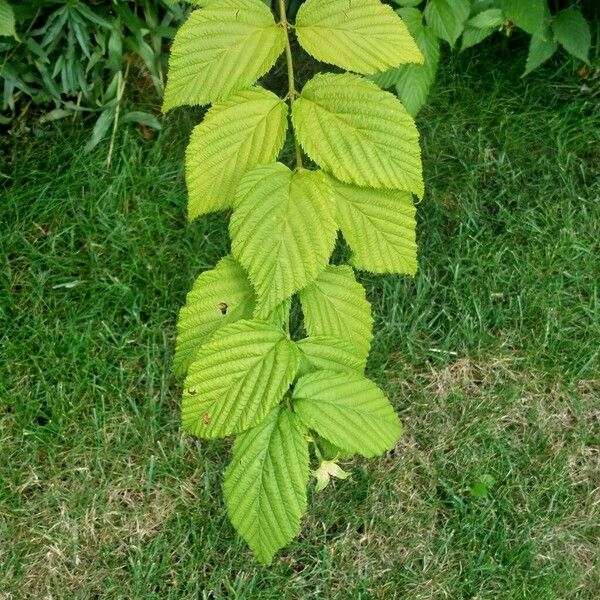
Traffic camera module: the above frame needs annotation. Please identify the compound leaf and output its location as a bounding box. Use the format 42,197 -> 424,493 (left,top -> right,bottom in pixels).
186,87 -> 288,219
182,320 -> 299,438
296,336 -> 366,376
293,370 -> 403,458
552,8 -> 591,64
333,178 -> 417,275
292,72 -> 423,196
230,163 -> 337,318
295,0 -> 423,75
424,0 -> 469,47
299,265 -> 373,362
163,0 -> 285,109
225,406 -> 309,564
174,255 -> 255,376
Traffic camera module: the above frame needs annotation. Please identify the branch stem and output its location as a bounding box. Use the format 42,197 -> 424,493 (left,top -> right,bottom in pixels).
278,0 -> 303,169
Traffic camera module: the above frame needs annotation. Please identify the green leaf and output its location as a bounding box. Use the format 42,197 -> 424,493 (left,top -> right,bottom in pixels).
163,0 -> 285,110
393,0 -> 423,7
185,87 -> 288,219
469,0 -> 498,15
293,370 -> 403,458
470,474 -> 496,499
299,265 -> 373,362
296,336 -> 366,376
461,7 -> 504,50
333,178 -> 417,275
461,25 -> 496,51
523,33 -> 558,76
174,256 -> 255,376
372,7 -> 440,116
317,437 -> 355,460
295,0 -> 423,75
424,0 -> 470,47
500,0 -> 548,35
292,72 -> 423,197
467,8 -> 504,29
230,163 -> 338,318
0,0 -> 16,38
552,8 -> 591,64
121,111 -> 162,130
224,406 -> 309,564
182,320 -> 299,438
84,109 -> 115,153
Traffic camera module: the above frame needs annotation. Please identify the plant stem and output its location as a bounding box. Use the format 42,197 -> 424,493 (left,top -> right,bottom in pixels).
278,0 -> 303,170
106,60 -> 131,170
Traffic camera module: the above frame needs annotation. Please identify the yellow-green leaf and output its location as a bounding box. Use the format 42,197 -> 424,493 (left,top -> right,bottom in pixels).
292,72 -> 423,197
182,320 -> 299,438
185,87 -> 288,219
224,406 -> 309,564
333,178 -> 417,275
293,370 -> 403,458
299,265 -> 373,362
372,7 -> 440,116
230,163 -> 338,318
174,256 -> 255,376
163,0 -> 285,110
295,0 -> 423,75
296,335 -> 366,377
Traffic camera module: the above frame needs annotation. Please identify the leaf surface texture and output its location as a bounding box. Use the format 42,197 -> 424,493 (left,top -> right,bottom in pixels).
163,0 -> 285,109
186,88 -> 288,218
293,370 -> 402,457
296,336 -> 366,376
230,163 -> 338,317
292,72 -> 423,196
299,265 -> 373,362
225,406 -> 309,564
296,0 -> 423,75
333,178 -> 417,274
174,256 -> 255,376
182,320 -> 299,438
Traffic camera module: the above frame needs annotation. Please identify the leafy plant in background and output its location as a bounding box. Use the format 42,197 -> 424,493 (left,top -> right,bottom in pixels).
165,0 -> 424,563
0,0 -> 187,162
374,0 -> 593,116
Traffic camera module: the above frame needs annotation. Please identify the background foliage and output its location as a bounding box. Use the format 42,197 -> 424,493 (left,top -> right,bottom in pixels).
1,0 -> 598,593
1,41 -> 598,594
1,0 -> 596,131
374,0 -> 595,115
0,0 -> 187,156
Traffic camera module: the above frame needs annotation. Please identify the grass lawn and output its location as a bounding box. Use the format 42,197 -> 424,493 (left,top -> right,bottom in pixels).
1,43 -> 599,599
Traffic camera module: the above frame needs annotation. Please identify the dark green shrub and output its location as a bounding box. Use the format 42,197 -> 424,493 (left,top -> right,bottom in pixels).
374,0 -> 594,116
0,0 -> 187,157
